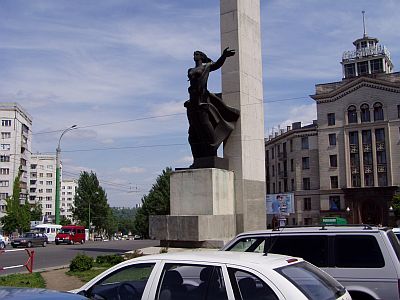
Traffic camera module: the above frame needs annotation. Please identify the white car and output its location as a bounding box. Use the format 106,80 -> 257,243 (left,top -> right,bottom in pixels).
0,234 -> 8,249
72,251 -> 351,300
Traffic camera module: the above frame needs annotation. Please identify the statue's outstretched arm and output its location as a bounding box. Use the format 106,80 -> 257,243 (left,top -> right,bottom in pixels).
211,47 -> 235,71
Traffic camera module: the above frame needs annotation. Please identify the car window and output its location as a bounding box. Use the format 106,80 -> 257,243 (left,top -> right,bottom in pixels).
228,237 -> 265,253
334,235 -> 384,268
275,261 -> 346,300
228,268 -> 279,300
387,230 -> 400,262
267,236 -> 329,267
89,263 -> 155,300
157,264 -> 228,300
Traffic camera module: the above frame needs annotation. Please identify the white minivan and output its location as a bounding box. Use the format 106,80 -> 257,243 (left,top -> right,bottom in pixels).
34,224 -> 62,243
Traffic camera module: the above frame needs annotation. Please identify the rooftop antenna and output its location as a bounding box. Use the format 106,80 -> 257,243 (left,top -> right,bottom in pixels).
362,11 -> 367,37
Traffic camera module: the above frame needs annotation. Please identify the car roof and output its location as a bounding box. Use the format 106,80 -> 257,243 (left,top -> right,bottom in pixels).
126,250 -> 303,269
232,225 -> 387,236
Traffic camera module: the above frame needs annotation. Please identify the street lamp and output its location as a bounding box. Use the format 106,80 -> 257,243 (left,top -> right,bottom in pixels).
55,125 -> 77,224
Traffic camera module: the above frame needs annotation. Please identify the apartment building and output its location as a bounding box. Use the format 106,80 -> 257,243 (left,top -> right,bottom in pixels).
266,31 -> 400,226
61,179 -> 77,220
29,154 -> 57,217
29,153 -> 77,221
0,103 -> 32,218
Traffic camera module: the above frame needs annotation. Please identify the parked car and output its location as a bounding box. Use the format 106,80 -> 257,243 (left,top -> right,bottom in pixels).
71,251 -> 351,300
11,232 -> 48,248
55,225 -> 86,245
0,233 -> 8,249
222,225 -> 400,300
0,287 -> 88,299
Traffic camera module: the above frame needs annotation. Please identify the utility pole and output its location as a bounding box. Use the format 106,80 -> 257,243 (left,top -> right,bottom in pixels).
55,125 -> 77,224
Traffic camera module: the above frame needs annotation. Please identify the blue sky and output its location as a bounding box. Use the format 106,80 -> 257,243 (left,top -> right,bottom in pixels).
1,0 -> 399,207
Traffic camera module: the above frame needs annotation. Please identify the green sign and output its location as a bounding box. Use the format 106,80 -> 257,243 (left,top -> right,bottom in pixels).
321,217 -> 347,225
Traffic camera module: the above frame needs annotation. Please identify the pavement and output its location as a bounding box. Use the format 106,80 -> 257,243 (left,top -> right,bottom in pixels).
41,246 -> 217,291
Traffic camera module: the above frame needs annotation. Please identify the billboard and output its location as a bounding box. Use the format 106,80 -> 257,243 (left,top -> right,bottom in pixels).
266,193 -> 294,215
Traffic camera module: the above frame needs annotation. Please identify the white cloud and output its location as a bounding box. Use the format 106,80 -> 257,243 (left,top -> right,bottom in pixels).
119,166 -> 146,174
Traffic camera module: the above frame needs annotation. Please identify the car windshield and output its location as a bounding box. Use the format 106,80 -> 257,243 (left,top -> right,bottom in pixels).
275,261 -> 346,300
59,229 -> 72,234
24,233 -> 35,238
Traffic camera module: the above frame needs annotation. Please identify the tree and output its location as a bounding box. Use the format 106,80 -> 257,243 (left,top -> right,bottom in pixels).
112,207 -> 138,235
392,193 -> 400,219
73,171 -> 112,233
30,202 -> 42,221
133,167 -> 172,238
0,167 -> 30,234
60,215 -> 72,226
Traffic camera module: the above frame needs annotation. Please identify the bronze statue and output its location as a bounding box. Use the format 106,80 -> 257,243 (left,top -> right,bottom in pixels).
185,47 -> 240,168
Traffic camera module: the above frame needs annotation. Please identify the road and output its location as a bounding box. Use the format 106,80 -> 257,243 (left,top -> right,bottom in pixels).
0,239 -> 159,276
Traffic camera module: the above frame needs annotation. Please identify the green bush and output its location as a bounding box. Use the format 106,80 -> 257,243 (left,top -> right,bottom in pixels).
69,254 -> 94,272
95,254 -> 124,266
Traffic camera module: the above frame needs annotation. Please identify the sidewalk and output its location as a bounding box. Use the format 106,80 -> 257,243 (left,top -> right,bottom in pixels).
41,268 -> 84,291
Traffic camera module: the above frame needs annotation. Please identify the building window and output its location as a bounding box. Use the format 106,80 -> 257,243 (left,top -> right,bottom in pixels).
349,131 -> 359,145
330,155 -> 337,167
304,198 -> 311,211
360,104 -> 370,122
46,196 -> 52,201
328,134 -> 336,146
371,58 -> 383,73
330,176 -> 339,189
347,105 -> 358,123
1,132 -> 11,139
364,173 -> 374,187
328,113 -> 335,126
290,159 -> 294,172
46,189 -> 52,193
290,139 -> 293,152
46,181 -> 53,185
291,179 -> 294,191
266,150 -> 269,161
357,61 -> 369,75
271,148 -> 274,159
272,165 -> 275,177
329,196 -> 341,211
272,183 -> 276,194
0,193 -> 9,200
0,168 -> 10,175
304,218 -> 312,225
0,181 -> 9,187
301,137 -> 309,149
373,102 -> 384,121
378,173 -> 388,187
1,120 -> 11,127
0,144 -> 10,150
398,105 -> 400,118
375,128 -> 385,142
344,63 -> 356,78
0,155 -> 10,162
352,174 -> 361,187
278,181 -> 282,193
46,173 -> 52,178
302,157 -> 310,170
303,178 -> 310,190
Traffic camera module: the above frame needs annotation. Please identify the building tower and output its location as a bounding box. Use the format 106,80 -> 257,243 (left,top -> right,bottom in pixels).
0,103 -> 32,218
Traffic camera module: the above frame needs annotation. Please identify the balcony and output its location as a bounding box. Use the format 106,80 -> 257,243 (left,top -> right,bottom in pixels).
363,144 -> 372,152
364,165 -> 373,173
377,164 -> 387,173
278,152 -> 287,161
350,144 -> 359,153
376,142 -> 385,151
342,44 -> 391,61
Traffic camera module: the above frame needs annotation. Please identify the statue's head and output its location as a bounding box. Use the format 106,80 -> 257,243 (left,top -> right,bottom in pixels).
194,51 -> 212,63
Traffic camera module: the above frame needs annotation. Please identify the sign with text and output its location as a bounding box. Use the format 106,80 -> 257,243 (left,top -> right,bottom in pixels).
266,193 -> 294,215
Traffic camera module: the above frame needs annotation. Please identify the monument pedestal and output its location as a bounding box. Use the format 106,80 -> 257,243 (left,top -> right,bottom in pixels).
149,168 -> 236,248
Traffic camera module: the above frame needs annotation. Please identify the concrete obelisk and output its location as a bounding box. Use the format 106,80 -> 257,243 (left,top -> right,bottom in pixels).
220,0 -> 266,233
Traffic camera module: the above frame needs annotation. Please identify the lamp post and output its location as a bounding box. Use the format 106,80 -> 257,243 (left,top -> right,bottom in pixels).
55,125 -> 77,224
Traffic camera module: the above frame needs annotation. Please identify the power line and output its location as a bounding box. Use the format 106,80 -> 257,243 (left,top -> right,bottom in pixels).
31,96 -> 312,135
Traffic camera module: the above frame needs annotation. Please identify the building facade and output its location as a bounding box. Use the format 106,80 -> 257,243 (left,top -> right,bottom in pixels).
29,153 -> 76,221
0,103 -> 32,218
266,32 -> 400,226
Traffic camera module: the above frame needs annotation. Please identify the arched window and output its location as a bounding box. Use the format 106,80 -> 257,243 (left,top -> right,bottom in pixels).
373,102 -> 384,121
360,103 -> 370,122
347,105 -> 358,123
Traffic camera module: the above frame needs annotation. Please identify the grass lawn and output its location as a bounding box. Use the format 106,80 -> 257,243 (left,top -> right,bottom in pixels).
66,267 -> 108,283
0,273 -> 46,288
